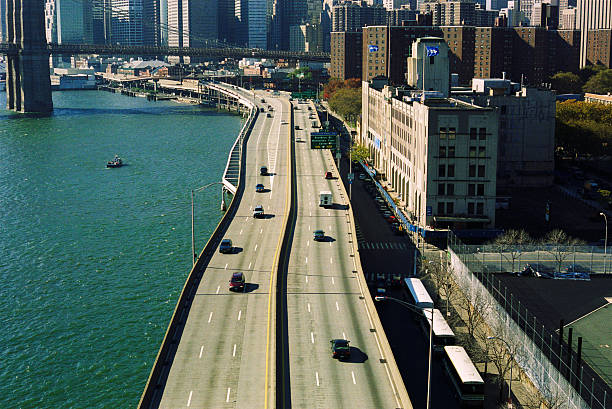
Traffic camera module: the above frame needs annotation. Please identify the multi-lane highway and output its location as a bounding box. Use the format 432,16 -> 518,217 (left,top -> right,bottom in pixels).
283,101 -> 403,408
158,92 -> 290,408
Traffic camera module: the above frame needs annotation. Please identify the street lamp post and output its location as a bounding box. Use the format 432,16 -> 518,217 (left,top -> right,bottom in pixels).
600,212 -> 608,274
375,296 -> 433,409
191,182 -> 225,266
487,336 -> 513,408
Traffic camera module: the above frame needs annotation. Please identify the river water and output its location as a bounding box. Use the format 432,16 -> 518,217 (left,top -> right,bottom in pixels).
0,90 -> 243,407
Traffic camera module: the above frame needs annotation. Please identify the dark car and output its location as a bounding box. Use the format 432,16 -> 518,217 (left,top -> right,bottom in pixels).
324,171 -> 333,179
256,183 -> 265,192
294,125 -> 300,130
253,205 -> 264,218
229,272 -> 246,292
219,239 -> 233,254
260,166 -> 268,175
520,263 -> 554,278
313,230 -> 325,241
330,339 -> 351,360
266,113 -> 272,118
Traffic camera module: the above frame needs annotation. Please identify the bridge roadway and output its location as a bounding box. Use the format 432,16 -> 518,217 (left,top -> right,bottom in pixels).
158,90 -> 290,408
285,102 -> 403,408
149,83 -> 410,408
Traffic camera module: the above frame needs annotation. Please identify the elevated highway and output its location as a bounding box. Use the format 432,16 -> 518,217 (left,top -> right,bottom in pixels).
139,84 -> 411,408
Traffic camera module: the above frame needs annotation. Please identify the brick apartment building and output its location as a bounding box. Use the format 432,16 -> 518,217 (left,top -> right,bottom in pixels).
586,29 -> 612,67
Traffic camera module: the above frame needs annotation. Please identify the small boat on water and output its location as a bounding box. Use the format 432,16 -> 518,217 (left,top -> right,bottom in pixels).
106,155 -> 123,168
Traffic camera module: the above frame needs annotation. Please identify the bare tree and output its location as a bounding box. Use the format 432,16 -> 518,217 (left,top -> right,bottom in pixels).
486,324 -> 520,403
523,382 -> 569,409
492,229 -> 533,273
542,229 -> 586,272
454,286 -> 493,342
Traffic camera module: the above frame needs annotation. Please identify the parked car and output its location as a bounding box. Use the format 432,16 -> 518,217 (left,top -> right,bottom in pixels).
358,173 -> 367,181
330,339 -> 351,360
313,230 -> 325,241
229,272 -> 246,292
219,239 -> 233,254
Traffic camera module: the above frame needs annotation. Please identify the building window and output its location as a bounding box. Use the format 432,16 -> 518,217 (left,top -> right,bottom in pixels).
478,165 -> 485,177
469,147 -> 477,157
447,183 -> 454,195
438,183 -> 446,195
477,184 -> 485,196
468,183 -> 475,196
439,164 -> 446,177
439,127 -> 447,139
479,127 -> 487,140
448,146 -> 455,158
478,147 -> 486,157
447,202 -> 454,214
448,128 -> 456,140
439,146 -> 446,157
437,201 -> 445,214
430,56 -> 435,64
448,165 -> 455,177
469,165 -> 476,177
477,202 -> 484,214
470,128 -> 477,140
468,202 -> 475,214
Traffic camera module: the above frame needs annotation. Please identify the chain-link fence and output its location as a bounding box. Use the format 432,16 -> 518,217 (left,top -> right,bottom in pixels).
448,232 -> 611,409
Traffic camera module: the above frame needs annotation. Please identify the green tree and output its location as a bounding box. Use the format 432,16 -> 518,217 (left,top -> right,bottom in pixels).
577,64 -> 605,84
350,144 -> 370,162
288,67 -> 313,80
551,72 -> 583,94
329,87 -> 361,123
582,69 -> 612,94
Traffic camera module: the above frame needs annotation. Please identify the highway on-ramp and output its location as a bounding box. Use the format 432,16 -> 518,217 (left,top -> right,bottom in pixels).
158,93 -> 290,408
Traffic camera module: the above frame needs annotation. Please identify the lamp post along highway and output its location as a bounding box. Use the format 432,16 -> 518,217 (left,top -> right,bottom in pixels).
601,212 -> 608,274
191,182 -> 225,266
375,296 -> 433,409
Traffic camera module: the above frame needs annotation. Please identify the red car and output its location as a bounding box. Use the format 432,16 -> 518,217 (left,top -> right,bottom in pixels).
229,272 -> 246,292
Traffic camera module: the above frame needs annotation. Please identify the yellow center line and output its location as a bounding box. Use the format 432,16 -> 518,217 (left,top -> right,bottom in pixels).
264,99 -> 293,409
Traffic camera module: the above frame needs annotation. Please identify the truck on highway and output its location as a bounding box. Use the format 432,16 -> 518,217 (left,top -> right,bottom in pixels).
319,191 -> 332,207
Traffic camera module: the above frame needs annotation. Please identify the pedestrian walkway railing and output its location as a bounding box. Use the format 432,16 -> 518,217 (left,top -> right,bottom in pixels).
448,231 -> 611,409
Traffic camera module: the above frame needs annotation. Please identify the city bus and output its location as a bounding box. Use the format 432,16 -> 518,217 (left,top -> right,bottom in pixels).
422,308 -> 456,353
402,278 -> 434,312
443,346 -> 485,408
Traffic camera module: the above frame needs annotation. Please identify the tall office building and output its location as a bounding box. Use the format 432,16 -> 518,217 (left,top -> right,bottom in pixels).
111,0 -> 143,46
92,0 -> 112,44
218,0 -> 234,43
167,0 -> 218,60
576,0 -> 612,67
234,0 -> 267,48
45,0 -> 93,44
142,0 -> 162,46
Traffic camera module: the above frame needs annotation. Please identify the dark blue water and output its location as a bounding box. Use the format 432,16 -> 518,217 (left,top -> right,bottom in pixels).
0,90 -> 243,407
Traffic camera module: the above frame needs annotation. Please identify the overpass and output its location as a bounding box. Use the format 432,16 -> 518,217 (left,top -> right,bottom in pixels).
137,82 -> 412,409
1,0 -> 330,113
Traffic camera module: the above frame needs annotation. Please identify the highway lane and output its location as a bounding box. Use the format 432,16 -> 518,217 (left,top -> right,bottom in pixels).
285,101 -> 401,408
158,93 -> 290,408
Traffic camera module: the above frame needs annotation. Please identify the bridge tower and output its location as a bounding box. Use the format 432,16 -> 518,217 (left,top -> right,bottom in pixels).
6,0 -> 53,113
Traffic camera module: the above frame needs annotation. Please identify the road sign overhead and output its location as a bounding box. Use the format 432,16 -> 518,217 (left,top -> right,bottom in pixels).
310,132 -> 338,149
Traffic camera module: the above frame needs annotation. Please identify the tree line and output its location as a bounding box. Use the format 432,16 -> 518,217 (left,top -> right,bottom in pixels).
556,100 -> 612,157
323,78 -> 361,125
551,65 -> 612,95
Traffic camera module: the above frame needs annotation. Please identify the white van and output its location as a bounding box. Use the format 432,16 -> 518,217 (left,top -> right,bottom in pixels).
319,191 -> 332,207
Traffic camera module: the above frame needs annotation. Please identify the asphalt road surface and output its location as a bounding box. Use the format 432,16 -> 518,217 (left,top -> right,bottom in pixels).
284,101 -> 402,409
158,92 -> 290,408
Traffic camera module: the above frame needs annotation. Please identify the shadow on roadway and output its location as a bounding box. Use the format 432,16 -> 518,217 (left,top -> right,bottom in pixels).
260,214 -> 275,219
244,283 -> 260,293
314,236 -> 336,243
336,347 -> 368,364
328,203 -> 349,210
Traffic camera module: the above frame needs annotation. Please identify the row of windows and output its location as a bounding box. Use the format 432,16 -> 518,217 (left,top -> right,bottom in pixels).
439,164 -> 485,178
437,183 -> 485,196
438,145 -> 487,158
437,201 -> 484,215
440,127 -> 487,140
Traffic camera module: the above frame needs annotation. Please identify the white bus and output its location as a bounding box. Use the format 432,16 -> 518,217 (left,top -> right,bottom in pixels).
422,308 -> 456,353
443,346 -> 485,408
402,278 -> 434,311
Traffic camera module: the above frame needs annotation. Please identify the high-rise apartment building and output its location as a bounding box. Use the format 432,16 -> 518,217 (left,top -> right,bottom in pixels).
332,1 -> 386,32
576,0 -> 612,67
586,29 -> 612,67
330,31 -> 363,79
560,6 -> 576,29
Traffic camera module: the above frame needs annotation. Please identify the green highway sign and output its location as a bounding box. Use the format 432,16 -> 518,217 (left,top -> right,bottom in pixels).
310,132 -> 338,149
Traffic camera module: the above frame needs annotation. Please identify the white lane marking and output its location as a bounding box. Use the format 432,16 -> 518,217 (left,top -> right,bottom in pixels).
352,371 -> 356,385
238,310 -> 242,321
199,346 -> 204,359
343,332 -> 346,339
305,276 -> 309,283
329,241 -> 332,247
329,225 -> 332,230
311,332 -> 315,344
187,391 -> 193,407
309,211 -> 312,216
270,192 -> 273,199
308,225 -> 311,231
332,277 -> 335,285
330,257 -> 333,264
254,244 -> 258,251
216,286 -> 220,294
226,388 -> 231,403
260,228 -> 263,234
307,303 -> 311,313
315,372 -> 320,387
305,257 -> 308,264
336,301 -> 339,311
248,262 -> 252,269
307,241 -> 310,247
239,229 -> 243,235
208,312 -> 213,323
225,263 -> 228,270
233,344 -> 237,357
